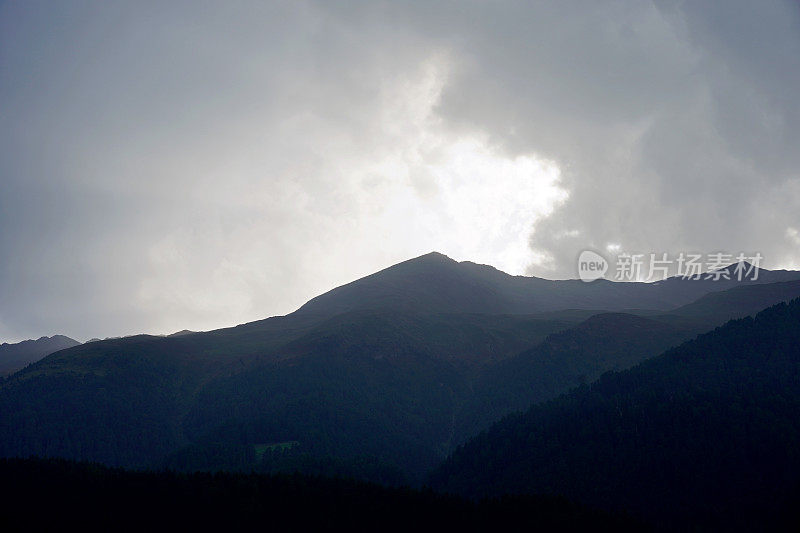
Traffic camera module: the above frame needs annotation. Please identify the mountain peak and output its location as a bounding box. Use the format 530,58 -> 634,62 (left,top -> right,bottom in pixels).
295,251 -> 511,316
0,335 -> 80,375
405,251 -> 457,264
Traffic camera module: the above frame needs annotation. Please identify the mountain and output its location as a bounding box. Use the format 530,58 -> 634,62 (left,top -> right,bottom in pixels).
0,335 -> 80,376
431,298 -> 800,531
1,253 -> 799,483
454,279 -> 800,442
453,312 -> 696,442
168,329 -> 197,337
296,252 -> 800,317
0,310 -> 573,477
672,279 -> 800,322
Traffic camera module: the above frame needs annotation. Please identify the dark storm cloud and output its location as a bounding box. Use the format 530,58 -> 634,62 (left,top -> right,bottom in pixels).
1,1 -> 798,341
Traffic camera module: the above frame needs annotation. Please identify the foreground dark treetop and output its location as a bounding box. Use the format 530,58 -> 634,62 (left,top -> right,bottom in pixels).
0,457 -> 640,532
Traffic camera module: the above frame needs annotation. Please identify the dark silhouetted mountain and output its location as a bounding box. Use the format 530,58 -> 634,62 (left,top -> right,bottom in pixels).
296,252 -> 800,317
454,280 -> 800,442
0,335 -> 80,375
168,329 -> 197,337
0,311 -> 572,478
1,253 -> 799,485
453,312 -> 696,442
431,298 -> 800,531
672,279 -> 800,322
175,309 -> 578,479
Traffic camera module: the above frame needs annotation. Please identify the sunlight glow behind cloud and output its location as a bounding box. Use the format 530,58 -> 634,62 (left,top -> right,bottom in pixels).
136,55 -> 566,335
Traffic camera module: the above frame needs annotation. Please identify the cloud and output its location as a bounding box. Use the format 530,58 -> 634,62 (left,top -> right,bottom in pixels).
401,0 -> 800,276
1,1 -> 798,341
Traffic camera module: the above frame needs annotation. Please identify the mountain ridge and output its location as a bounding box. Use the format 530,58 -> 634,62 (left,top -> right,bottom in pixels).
0,335 -> 80,376
294,252 -> 800,318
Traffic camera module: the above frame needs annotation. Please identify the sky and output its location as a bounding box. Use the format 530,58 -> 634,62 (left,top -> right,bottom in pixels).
1,0 -> 799,342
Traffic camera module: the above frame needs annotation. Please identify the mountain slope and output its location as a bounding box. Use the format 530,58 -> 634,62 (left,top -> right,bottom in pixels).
453,312 -> 695,442
672,278 -> 800,321
455,280 -> 800,442
159,310 -> 577,479
0,310 -> 572,476
432,298 -> 800,530
0,335 -> 80,375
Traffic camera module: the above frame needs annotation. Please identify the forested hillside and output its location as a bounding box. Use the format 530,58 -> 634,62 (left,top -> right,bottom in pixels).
432,298 -> 800,531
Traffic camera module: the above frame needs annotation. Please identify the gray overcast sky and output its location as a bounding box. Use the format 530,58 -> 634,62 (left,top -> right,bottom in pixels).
2,0 -> 799,342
